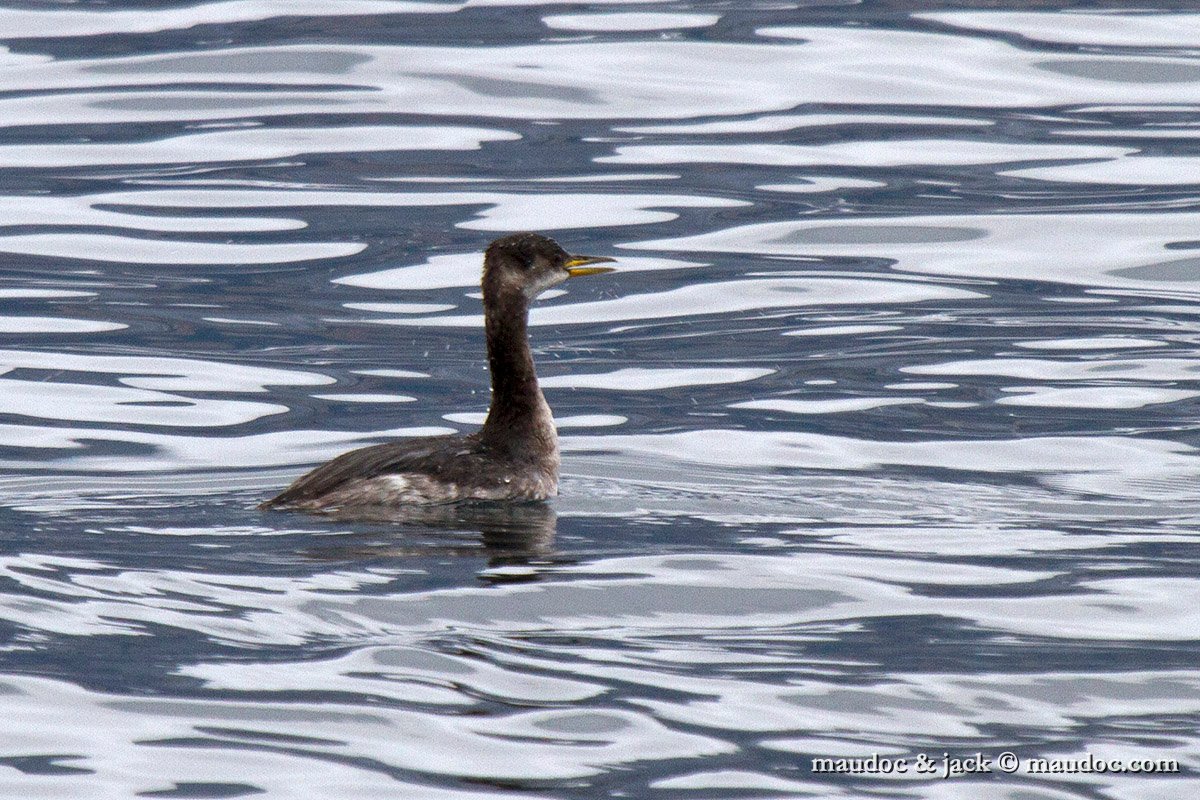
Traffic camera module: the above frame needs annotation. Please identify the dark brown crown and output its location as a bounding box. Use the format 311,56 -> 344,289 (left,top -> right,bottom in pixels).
484,232 -> 569,272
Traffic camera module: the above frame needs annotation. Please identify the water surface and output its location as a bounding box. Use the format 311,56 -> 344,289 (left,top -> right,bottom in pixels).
0,2 -> 1198,798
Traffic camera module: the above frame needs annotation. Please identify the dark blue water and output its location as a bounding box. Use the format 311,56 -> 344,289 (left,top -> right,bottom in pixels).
0,2 -> 1198,797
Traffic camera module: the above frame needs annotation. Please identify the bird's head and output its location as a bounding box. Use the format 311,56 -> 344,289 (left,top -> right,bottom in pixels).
482,232 -> 615,301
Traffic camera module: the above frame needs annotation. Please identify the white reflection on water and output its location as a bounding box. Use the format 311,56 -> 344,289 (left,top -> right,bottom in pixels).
0,317 -> 125,334
0,125 -> 519,169
564,429 -> 1200,495
598,139 -> 1132,167
1015,336 -> 1166,350
905,357 -> 1200,381
731,397 -> 924,415
0,350 -> 330,392
619,113 -> 992,134
539,367 -> 775,391
0,1 -> 451,39
0,350 -> 330,428
0,425 -> 455,472
920,11 -> 1200,47
996,386 -> 1200,409
0,195 -> 304,232
0,233 -> 364,264
0,377 -> 286,427
632,211 -> 1200,290
75,188 -> 744,235
544,11 -> 721,31
1003,155 -> 1200,186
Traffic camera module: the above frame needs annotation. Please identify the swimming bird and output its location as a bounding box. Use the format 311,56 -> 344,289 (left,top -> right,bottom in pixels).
260,232 -> 615,513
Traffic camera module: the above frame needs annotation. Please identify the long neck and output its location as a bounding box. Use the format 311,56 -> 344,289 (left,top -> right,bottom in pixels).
479,291 -> 555,452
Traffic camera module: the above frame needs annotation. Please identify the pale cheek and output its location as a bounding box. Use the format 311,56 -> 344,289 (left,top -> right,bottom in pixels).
524,272 -> 568,299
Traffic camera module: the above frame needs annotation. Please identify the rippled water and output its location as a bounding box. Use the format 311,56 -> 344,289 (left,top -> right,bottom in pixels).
2,2 -> 1199,797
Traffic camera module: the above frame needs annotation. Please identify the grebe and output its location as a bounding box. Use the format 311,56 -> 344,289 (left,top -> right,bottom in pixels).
261,232 -> 615,513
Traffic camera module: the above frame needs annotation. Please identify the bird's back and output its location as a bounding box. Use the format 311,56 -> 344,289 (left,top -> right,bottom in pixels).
260,433 -> 557,511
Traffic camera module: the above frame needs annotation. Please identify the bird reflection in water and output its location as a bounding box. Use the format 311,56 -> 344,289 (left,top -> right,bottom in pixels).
299,501 -> 559,579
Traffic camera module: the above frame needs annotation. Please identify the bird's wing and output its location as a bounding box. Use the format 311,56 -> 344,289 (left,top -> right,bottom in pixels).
261,435 -> 466,508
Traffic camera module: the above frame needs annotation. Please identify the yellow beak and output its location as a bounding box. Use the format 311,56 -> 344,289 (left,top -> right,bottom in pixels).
564,254 -> 617,278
